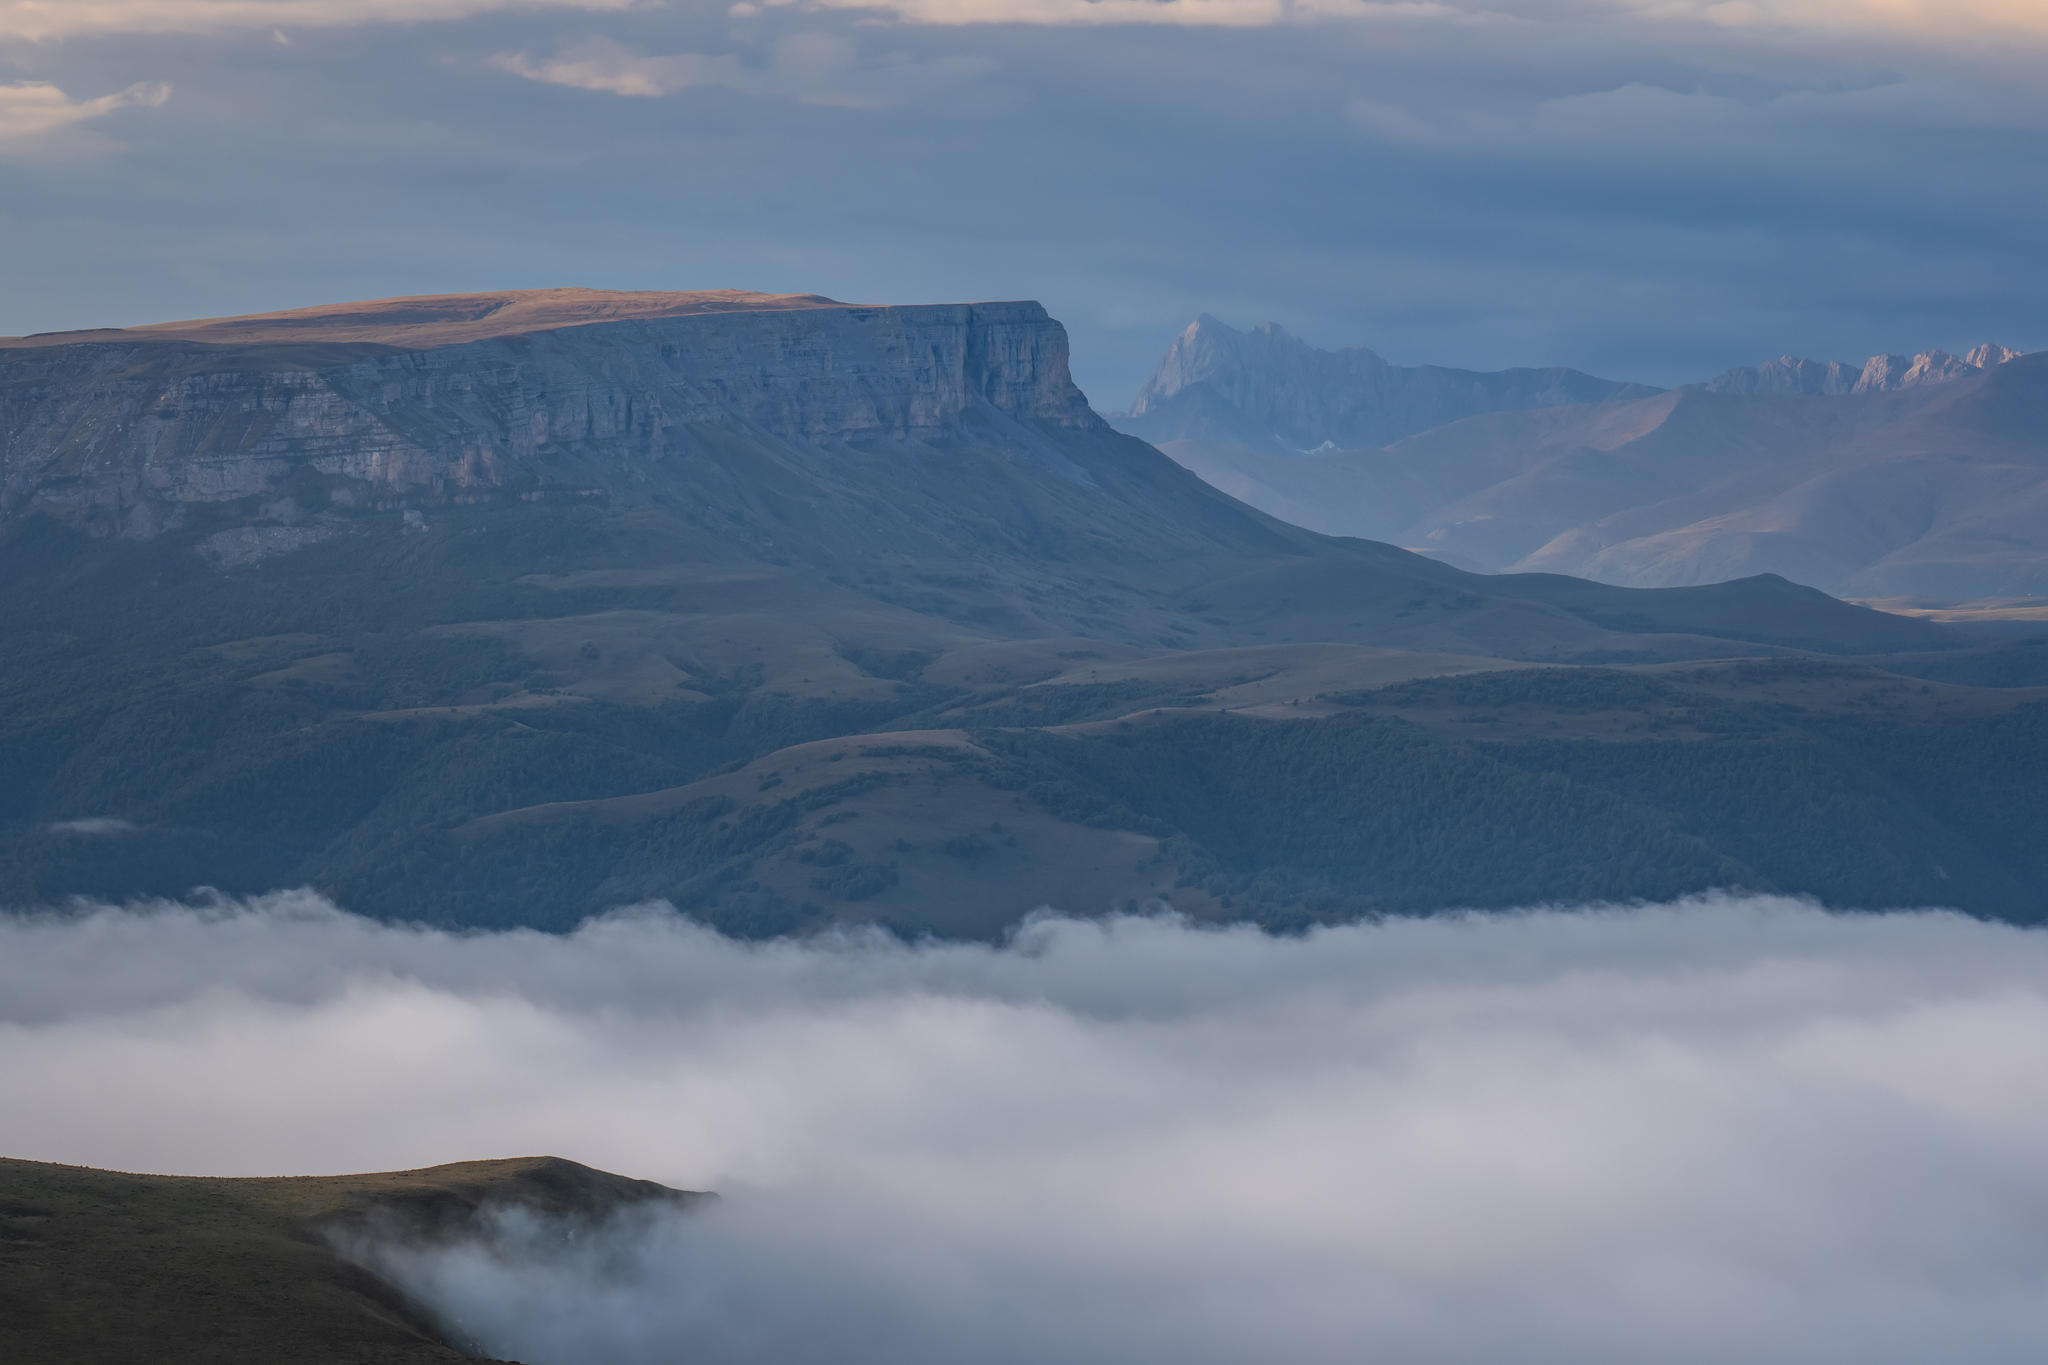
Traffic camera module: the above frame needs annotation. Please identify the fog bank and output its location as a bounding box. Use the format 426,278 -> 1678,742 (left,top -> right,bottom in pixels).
7,893 -> 2048,1363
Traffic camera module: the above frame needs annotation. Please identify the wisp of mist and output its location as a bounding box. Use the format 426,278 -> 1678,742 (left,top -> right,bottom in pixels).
7,891 -> 2048,1364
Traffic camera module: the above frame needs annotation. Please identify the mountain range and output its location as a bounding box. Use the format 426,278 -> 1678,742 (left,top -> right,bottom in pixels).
3,289 -> 2043,935
1116,316 -> 2042,600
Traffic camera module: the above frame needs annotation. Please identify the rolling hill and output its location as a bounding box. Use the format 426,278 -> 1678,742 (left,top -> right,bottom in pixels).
0,1154 -> 697,1365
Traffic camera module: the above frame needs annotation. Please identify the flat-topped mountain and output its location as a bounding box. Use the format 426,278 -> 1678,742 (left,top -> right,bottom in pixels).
0,286 -> 858,350
0,289 -> 1985,936
1112,314 -> 1662,452
0,288 -> 1924,652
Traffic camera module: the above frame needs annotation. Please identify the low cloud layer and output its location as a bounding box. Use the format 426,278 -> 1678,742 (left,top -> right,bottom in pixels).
7,893 -> 2048,1362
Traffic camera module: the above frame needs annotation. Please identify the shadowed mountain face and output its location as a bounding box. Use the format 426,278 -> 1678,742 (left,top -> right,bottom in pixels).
1146,345 -> 2048,599
0,1154 -> 697,1365
0,290 -> 1972,936
1112,315 -> 1663,453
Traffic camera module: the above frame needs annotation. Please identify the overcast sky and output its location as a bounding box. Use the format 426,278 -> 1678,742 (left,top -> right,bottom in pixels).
2,0 -> 2043,401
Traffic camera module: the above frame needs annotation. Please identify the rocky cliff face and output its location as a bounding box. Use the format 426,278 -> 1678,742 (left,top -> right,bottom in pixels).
1114,314 -> 1660,452
0,299 -> 1100,540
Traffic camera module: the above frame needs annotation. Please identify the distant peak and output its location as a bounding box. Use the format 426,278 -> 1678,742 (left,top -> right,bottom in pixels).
1965,342 -> 2024,369
1707,341 -> 2027,395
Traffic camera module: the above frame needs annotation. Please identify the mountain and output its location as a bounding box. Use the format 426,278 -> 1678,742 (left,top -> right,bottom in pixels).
1138,339 -> 2045,599
0,289 -> 1971,936
0,1154 -> 697,1364
1110,314 -> 1663,452
1705,343 -> 2026,396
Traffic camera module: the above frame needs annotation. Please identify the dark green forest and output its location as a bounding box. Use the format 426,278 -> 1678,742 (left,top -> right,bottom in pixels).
3,510 -> 2044,935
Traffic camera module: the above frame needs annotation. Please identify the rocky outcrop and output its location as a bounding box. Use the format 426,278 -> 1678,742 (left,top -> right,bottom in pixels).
0,299 -> 1100,538
1705,343 -> 2025,397
1114,314 -> 1660,452
1703,355 -> 1864,396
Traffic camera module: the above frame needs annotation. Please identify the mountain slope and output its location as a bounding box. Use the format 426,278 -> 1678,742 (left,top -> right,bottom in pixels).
362,660 -> 2048,935
0,290 -> 1960,933
0,1155 -> 697,1365
1144,347 -> 2048,599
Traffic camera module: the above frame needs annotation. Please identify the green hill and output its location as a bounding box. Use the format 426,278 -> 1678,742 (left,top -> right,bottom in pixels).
0,1155 -> 697,1365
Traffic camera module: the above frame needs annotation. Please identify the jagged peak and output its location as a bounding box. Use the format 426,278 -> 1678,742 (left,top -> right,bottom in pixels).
1965,342 -> 2025,369
1131,315 -> 1387,415
1707,342 -> 2027,395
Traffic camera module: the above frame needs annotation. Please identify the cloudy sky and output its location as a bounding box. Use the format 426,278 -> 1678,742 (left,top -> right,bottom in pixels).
1,0 -> 2043,401
11,893 -> 2048,1363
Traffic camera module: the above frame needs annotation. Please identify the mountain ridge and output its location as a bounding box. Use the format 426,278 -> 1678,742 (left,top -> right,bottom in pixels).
1704,342 -> 2025,396
1136,327 -> 2048,599
1113,314 -> 1663,452
0,288 -> 1972,937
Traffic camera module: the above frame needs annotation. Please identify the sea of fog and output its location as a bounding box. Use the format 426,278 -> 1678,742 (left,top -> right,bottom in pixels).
7,892 -> 2048,1364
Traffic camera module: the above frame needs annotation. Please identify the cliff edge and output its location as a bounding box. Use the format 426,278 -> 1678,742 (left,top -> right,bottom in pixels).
0,291 -> 1102,539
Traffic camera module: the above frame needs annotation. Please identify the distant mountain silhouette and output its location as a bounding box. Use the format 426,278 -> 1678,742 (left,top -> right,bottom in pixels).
1139,333 -> 2041,598
1111,315 -> 1661,452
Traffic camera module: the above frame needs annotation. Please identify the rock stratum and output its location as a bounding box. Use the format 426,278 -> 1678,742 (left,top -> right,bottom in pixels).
1,288 -> 1098,543
5,288 -> 2021,937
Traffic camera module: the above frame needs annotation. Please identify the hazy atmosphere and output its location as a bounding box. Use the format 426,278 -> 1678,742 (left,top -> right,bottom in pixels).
6,3 -> 2045,1362
9,895 -> 2048,1363
3,0 -> 2045,396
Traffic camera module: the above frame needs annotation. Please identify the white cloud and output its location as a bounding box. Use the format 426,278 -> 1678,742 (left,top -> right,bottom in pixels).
0,0 -> 2034,44
0,80 -> 168,141
42,810 -> 141,834
0,0 -> 631,41
1611,0 -> 2048,37
8,893 -> 2048,1363
491,33 -> 996,107
42,816 -> 141,834
749,0 -> 2048,38
491,38 -> 752,98
757,0 -> 1422,27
